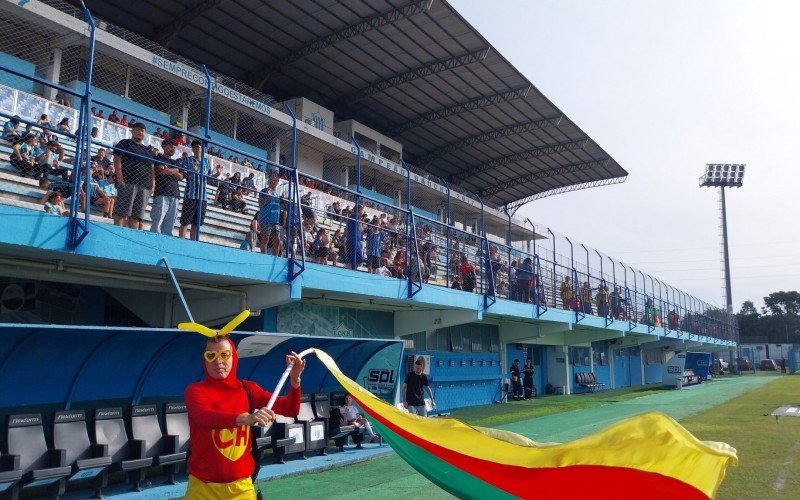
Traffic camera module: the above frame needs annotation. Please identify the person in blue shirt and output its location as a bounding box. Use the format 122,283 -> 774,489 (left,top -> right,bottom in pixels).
366,218 -> 386,273
515,257 -> 533,303
258,174 -> 282,255
178,139 -> 210,240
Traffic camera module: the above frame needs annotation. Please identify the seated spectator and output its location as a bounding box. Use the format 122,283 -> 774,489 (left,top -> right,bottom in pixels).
90,106 -> 97,116
37,113 -> 52,129
54,94 -> 70,107
242,172 -> 256,191
314,228 -> 330,264
56,117 -> 71,132
41,190 -> 67,216
2,116 -> 22,141
230,187 -> 247,214
241,216 -> 258,252
208,164 -> 223,186
10,133 -> 38,178
81,175 -> 112,217
35,140 -> 70,181
340,394 -> 380,444
107,110 -> 120,123
377,257 -> 392,277
154,127 -> 163,137
92,148 -> 112,170
119,114 -> 128,127
96,109 -> 105,119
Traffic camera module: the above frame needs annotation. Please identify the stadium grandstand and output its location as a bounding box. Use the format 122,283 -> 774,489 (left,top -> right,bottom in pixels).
0,0 -> 738,497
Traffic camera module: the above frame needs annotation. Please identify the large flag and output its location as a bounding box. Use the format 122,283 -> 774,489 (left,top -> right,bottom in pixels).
312,349 -> 737,500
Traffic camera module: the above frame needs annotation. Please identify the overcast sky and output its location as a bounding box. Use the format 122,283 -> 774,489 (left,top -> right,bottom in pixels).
451,0 -> 800,312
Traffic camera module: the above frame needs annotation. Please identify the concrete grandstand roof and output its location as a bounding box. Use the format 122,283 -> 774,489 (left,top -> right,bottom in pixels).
71,0 -> 628,210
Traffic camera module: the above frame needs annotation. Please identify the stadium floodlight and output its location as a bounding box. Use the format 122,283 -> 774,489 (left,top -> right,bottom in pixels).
699,163 -> 746,188
700,163 -> 746,373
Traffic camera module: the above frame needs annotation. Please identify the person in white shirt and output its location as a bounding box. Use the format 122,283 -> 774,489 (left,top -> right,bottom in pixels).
340,394 -> 380,443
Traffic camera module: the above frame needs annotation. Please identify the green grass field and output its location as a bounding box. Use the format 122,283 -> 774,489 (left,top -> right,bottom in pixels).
262,374 -> 799,499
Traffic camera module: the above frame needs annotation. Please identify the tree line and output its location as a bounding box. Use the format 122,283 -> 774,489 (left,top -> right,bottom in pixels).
737,291 -> 800,344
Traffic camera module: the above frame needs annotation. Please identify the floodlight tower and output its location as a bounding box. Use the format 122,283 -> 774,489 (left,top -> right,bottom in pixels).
700,163 -> 746,372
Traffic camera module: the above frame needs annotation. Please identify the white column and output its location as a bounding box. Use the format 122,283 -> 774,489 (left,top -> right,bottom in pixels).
44,48 -> 62,100
564,346 -> 571,395
124,66 -> 131,99
233,110 -> 238,140
609,345 -> 616,389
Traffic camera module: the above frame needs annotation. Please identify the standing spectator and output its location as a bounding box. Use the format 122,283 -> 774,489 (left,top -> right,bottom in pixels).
402,356 -> 435,416
560,277 -> 574,310
179,139 -> 210,240
315,228 -> 331,265
366,221 -> 386,274
516,258 -> 533,303
150,138 -> 182,235
96,110 -> 105,119
596,285 -> 610,318
113,122 -> 154,229
346,206 -> 365,269
580,281 -> 593,314
258,174 -> 282,255
107,110 -> 120,123
119,114 -> 128,127
508,259 -> 518,301
509,359 -> 523,401
611,286 -> 623,319
667,309 -> 679,330
522,358 -> 535,399
459,255 -> 477,293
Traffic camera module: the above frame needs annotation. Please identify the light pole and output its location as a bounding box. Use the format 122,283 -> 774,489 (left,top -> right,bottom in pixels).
700,163 -> 746,373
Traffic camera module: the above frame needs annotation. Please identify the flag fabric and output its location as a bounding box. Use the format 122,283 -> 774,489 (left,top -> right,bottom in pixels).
312,349 -> 737,500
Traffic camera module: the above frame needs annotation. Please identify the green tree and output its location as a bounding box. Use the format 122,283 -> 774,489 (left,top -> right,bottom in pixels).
762,291 -> 800,315
739,300 -> 758,316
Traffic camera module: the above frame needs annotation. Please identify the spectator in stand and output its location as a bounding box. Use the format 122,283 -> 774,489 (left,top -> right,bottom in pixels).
90,107 -> 97,116
41,190 -> 67,216
516,258 -> 533,303
107,110 -> 120,123
610,286 -> 625,320
54,94 -> 70,107
208,164 -> 223,187
596,285 -> 610,318
179,140 -> 210,240
90,126 -> 98,140
173,132 -> 185,147
119,114 -> 128,127
459,254 -> 477,293
113,122 -> 154,229
56,118 -> 71,132
346,206 -> 365,270
162,130 -> 170,140
92,148 -> 112,171
242,215 -> 258,252
96,110 -> 105,119
36,114 -> 51,129
315,228 -> 331,264
376,257 -> 392,277
35,140 -> 70,181
242,172 -> 256,192
81,171 -> 112,217
560,277 -> 574,310
150,138 -> 183,236
258,174 -> 282,256
667,309 -> 679,330
230,187 -> 247,214
10,133 -> 38,178
97,166 -> 117,216
580,282 -> 593,314
366,219 -> 386,274
2,116 -> 21,141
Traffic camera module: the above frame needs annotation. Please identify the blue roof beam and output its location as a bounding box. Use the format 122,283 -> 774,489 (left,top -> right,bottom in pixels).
254,0 -> 435,90
388,85 -> 532,136
449,138 -> 588,185
336,47 -> 491,108
414,115 -> 563,167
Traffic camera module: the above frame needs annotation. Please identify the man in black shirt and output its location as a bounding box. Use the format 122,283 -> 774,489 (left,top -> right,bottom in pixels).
113,122 -> 154,228
510,359 -> 522,401
150,138 -> 183,235
402,356 -> 436,417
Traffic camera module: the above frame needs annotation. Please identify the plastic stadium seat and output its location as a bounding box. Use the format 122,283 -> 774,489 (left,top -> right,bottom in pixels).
163,402 -> 190,457
0,449 -> 22,500
130,405 -> 186,484
5,414 -> 71,499
270,415 -> 304,464
294,394 -> 327,457
52,410 -> 112,498
92,408 -> 152,492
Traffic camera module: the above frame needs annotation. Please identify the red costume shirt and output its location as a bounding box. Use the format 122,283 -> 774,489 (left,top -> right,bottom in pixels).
184,341 -> 300,484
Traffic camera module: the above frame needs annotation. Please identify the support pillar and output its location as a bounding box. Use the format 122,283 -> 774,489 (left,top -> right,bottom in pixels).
43,47 -> 62,100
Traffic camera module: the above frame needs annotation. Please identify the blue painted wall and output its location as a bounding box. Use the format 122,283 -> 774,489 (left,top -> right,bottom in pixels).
0,52 -> 35,93
644,363 -> 664,384
190,127 -> 270,164
70,81 -> 171,132
403,349 -> 502,412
